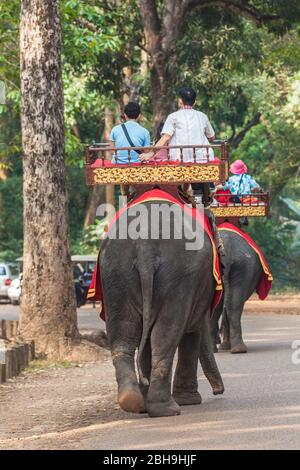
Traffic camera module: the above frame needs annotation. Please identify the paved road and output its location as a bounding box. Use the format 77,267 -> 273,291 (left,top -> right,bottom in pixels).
69,314 -> 300,450
1,310 -> 299,450
1,303 -> 300,449
0,303 -> 105,330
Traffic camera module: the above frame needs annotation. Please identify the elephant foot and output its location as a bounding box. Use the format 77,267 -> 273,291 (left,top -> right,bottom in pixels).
147,398 -> 181,418
218,340 -> 231,351
173,391 -> 202,406
231,343 -> 248,354
118,389 -> 145,413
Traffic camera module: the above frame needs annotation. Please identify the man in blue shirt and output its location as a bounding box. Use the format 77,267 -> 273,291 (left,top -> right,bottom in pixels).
109,102 -> 150,164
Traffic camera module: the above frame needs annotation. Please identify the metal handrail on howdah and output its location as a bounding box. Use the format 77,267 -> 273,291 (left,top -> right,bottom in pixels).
212,192 -> 269,207
86,141 -> 229,165
210,191 -> 270,218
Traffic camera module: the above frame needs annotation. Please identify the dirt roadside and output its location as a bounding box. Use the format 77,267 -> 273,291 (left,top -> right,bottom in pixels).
0,354 -> 125,449
244,294 -> 300,316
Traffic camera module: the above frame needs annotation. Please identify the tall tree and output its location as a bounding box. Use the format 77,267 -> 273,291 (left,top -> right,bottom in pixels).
19,0 -> 102,359
139,0 -> 300,131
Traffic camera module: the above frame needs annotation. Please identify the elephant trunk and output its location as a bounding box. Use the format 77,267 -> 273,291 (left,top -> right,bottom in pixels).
199,315 -> 224,395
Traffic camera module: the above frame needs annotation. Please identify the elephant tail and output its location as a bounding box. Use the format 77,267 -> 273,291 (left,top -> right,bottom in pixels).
137,252 -> 158,387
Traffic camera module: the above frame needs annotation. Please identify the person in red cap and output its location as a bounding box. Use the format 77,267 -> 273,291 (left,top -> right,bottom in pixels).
223,159 -> 260,195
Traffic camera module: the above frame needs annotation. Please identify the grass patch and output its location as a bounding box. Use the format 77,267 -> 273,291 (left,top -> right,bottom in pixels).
25,359 -> 80,372
271,287 -> 300,295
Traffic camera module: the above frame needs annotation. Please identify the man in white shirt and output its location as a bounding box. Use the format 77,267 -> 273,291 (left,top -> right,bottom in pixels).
140,88 -> 224,258
140,87 -> 215,163
140,87 -> 216,207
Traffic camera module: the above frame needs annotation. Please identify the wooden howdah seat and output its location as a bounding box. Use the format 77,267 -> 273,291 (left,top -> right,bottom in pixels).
85,140 -> 269,219
86,141 -> 228,186
209,192 -> 270,219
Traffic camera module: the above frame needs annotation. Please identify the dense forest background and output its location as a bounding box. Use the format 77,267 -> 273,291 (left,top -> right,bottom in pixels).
0,0 -> 300,290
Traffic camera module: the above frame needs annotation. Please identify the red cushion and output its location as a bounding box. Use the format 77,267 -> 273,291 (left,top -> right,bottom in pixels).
89,158 -> 221,168
214,189 -> 232,205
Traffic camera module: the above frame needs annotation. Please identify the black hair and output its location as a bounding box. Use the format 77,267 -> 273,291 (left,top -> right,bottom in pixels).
124,101 -> 141,119
178,87 -> 196,106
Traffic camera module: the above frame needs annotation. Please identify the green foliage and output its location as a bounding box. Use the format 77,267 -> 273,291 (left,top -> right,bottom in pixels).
0,0 -> 299,292
66,166 -> 89,244
0,174 -> 23,261
232,68 -> 300,196
247,218 -> 300,290
25,359 -> 78,372
0,0 -> 19,89
63,72 -> 106,165
62,0 -> 122,61
72,218 -> 108,255
279,197 -> 300,222
62,0 -> 142,101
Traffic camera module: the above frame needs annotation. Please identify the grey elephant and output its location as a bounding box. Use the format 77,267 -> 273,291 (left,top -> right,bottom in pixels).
100,196 -> 224,418
211,227 -> 269,354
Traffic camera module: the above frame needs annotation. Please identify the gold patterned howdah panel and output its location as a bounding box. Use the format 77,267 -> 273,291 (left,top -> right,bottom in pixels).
211,206 -> 267,217
91,164 -> 221,185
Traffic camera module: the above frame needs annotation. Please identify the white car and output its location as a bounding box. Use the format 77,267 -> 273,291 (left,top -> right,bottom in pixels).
0,263 -> 19,302
8,276 -> 22,305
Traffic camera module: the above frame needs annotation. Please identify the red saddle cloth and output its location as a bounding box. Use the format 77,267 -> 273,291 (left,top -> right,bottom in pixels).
87,189 -> 223,320
218,222 -> 273,300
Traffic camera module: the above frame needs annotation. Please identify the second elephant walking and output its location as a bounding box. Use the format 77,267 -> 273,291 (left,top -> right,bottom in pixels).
211,228 -> 266,354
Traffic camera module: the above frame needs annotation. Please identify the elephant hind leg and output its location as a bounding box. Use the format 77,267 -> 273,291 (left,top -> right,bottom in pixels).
138,337 -> 151,407
219,308 -> 231,351
146,318 -> 181,417
210,297 -> 224,352
112,349 -> 145,413
147,353 -> 180,417
173,332 -> 202,406
107,309 -> 145,413
227,295 -> 248,354
199,315 -> 224,395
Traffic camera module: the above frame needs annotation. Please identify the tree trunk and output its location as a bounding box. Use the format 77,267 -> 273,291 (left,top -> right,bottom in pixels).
140,48 -> 148,78
140,0 -> 284,130
19,0 -> 80,358
0,169 -> 7,181
83,185 -> 106,228
104,107 -> 114,142
139,0 -> 182,132
104,108 -> 115,222
151,67 -> 174,132
83,107 -> 114,228
122,66 -> 139,104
